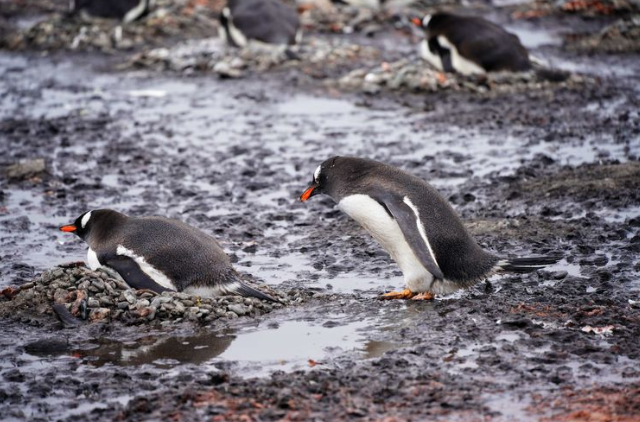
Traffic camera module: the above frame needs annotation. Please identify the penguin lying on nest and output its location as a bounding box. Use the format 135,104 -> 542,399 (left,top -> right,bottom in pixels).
60,209 -> 277,302
411,12 -> 532,75
301,157 -> 561,300
69,0 -> 152,23
219,0 -> 301,47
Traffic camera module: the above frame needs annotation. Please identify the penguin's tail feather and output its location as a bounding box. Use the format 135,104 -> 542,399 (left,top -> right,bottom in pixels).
496,254 -> 563,274
530,58 -> 571,83
229,281 -> 280,303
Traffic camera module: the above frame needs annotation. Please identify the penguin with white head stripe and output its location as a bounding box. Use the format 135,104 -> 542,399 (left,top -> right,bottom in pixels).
411,12 -> 532,75
219,0 -> 302,47
300,157 -> 560,299
60,209 -> 277,302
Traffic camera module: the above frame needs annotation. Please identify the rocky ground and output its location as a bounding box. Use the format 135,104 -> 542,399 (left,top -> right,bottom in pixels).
0,0 -> 639,421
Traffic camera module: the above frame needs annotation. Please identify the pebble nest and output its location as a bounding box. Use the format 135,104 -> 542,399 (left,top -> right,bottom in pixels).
0,265 -> 303,326
125,37 -> 380,78
333,58 -> 594,95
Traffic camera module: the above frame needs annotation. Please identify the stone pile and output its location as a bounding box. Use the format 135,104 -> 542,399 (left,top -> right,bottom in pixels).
126,37 -> 380,78
334,58 -> 593,95
0,265 -> 300,326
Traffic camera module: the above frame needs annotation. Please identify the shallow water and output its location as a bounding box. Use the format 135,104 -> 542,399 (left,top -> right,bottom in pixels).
17,310 -> 404,378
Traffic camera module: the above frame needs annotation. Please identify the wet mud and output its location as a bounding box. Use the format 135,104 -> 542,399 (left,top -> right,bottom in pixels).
1,0 -> 640,421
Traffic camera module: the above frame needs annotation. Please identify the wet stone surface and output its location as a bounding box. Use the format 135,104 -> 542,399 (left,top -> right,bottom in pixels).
0,1 -> 640,421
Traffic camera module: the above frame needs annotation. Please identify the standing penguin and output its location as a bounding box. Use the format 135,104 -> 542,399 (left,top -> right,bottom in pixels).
69,0 -> 152,23
219,0 -> 302,47
300,157 -> 560,299
59,209 -> 277,302
412,12 -> 532,75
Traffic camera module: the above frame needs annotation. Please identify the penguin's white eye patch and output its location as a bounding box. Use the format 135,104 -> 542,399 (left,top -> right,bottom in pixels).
422,14 -> 432,27
313,165 -> 322,182
81,211 -> 92,229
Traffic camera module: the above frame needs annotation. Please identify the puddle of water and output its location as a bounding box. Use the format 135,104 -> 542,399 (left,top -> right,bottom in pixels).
214,319 -> 371,376
453,342 -> 480,369
548,55 -> 639,78
543,259 -> 583,278
485,393 -> 536,422
496,332 -> 520,342
325,272 -> 401,294
24,316 -> 401,377
277,95 -> 357,115
75,332 -> 236,368
596,205 -> 640,224
505,25 -> 561,49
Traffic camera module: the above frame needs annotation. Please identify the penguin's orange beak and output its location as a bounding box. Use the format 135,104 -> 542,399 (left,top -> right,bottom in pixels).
60,225 -> 77,232
300,183 -> 318,202
411,17 -> 422,27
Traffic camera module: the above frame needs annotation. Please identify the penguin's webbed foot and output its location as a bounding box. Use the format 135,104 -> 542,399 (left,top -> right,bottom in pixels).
379,288 -> 416,300
411,292 -> 435,300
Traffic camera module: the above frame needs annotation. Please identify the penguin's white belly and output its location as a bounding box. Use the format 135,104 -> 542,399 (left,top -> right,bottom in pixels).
437,36 -> 485,76
419,40 -> 444,72
221,8 -> 248,47
87,248 -> 101,270
338,194 -> 434,292
122,0 -> 147,23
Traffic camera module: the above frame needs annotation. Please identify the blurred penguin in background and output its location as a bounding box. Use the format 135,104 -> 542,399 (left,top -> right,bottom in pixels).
69,0 -> 153,23
412,12 -> 532,75
219,0 -> 302,47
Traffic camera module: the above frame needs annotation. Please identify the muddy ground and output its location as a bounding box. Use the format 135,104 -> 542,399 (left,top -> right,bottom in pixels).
1,0 -> 640,421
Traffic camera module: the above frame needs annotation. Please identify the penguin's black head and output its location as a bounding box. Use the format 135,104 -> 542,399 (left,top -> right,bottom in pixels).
300,156 -> 345,202
301,156 -> 380,202
411,14 -> 432,30
60,209 -> 124,241
411,13 -> 453,32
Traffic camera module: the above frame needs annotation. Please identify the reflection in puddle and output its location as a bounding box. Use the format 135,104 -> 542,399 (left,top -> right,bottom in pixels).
76,332 -> 235,367
30,317 -> 403,377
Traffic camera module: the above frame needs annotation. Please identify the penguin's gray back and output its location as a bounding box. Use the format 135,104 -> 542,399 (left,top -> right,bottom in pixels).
428,14 -> 531,73
89,216 -> 236,292
332,158 -> 499,283
228,0 -> 300,45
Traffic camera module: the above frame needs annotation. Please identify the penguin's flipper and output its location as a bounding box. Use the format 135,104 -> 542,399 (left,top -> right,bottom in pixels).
428,37 -> 454,73
374,193 -> 445,280
102,255 -> 171,294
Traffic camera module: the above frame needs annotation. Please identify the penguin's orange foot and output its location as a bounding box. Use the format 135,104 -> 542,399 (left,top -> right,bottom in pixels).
379,289 -> 416,300
411,292 -> 435,300
436,72 -> 447,84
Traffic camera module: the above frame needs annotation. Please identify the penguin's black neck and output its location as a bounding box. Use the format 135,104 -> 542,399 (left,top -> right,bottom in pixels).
85,210 -> 128,245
